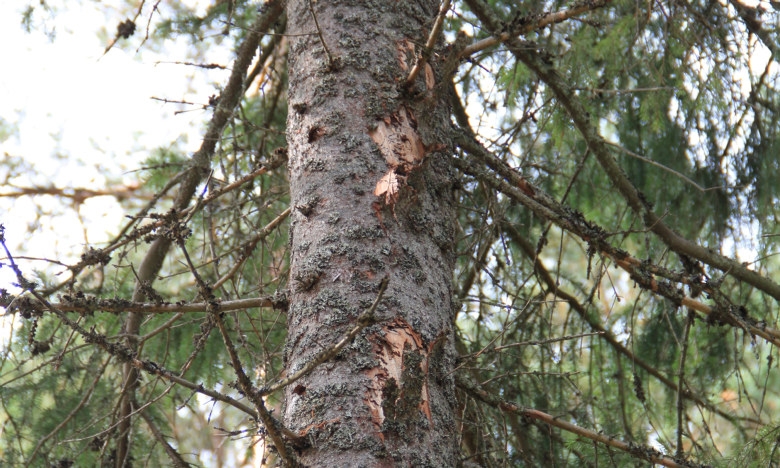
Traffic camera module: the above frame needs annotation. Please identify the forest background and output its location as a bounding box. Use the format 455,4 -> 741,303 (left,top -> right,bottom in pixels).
1,0 -> 780,467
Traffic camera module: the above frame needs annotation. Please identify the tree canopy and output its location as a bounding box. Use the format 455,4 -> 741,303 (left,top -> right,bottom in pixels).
2,0 -> 780,466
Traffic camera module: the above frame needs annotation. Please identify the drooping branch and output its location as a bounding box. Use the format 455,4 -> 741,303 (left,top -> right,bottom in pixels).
498,220 -> 756,427
453,134 -> 780,348
462,0 -> 780,302
460,0 -> 612,58
507,42 -> 780,302
115,3 -> 287,465
457,374 -> 702,468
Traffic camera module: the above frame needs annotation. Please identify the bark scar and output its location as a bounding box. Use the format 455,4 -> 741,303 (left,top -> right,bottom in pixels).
363,317 -> 433,440
369,106 -> 443,207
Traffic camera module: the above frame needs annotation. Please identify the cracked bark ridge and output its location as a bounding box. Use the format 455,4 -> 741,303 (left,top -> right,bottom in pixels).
285,0 -> 458,465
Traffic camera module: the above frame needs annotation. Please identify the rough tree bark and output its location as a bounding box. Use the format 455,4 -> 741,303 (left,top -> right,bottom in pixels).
284,0 -> 459,465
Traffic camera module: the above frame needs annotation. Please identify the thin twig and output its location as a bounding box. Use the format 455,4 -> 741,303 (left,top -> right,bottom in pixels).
259,276 -> 389,396
603,140 -> 708,192
459,0 -> 611,59
138,312 -> 184,344
404,0 -> 452,88
308,0 -> 335,69
676,310 -> 695,458
491,331 -> 604,352
571,86 -> 675,95
457,374 -> 693,468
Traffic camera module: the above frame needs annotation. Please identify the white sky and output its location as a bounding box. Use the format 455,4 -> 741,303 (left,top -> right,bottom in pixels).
0,4 -> 243,464
0,5 -> 274,464
0,0 -> 233,292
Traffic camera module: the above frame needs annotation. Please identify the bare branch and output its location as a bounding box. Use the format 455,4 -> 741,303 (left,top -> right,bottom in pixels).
452,135 -> 780,348
457,374 -> 698,468
258,276 -> 389,396
139,409 -> 191,468
37,295 -> 287,316
460,0 -> 612,59
404,0 -> 452,88
308,0 -> 335,69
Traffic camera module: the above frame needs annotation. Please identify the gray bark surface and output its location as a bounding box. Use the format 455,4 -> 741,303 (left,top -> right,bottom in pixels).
285,0 -> 459,465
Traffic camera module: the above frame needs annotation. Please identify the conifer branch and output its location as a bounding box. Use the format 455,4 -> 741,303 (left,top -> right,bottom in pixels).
460,0 -> 611,59
453,147 -> 780,349
457,374 -> 701,468
508,40 -> 780,302
0,249 -> 261,420
24,357 -> 110,467
177,231 -> 298,466
498,219 -> 756,428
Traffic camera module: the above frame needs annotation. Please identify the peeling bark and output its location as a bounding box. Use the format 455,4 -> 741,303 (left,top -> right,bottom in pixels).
285,0 -> 458,465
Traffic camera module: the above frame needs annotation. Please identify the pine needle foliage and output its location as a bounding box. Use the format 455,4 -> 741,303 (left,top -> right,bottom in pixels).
2,0 -> 780,466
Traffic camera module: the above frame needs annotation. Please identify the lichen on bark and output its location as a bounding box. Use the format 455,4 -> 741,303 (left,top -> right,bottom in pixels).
284,0 -> 459,465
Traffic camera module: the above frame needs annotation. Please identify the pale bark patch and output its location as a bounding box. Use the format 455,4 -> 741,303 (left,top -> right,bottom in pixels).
369,107 -> 427,206
373,171 -> 404,205
396,39 -> 415,72
369,106 -> 426,168
364,317 -> 433,439
424,61 -> 435,89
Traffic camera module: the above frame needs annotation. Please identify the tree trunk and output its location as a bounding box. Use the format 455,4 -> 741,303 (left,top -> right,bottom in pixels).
284,1 -> 459,465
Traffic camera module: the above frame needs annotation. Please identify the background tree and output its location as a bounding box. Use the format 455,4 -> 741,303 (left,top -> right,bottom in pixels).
2,0 -> 780,467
